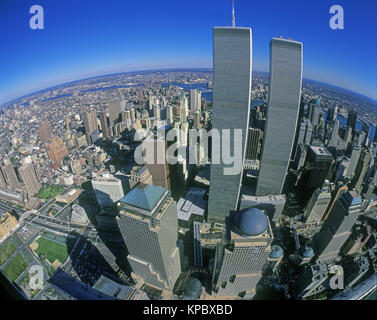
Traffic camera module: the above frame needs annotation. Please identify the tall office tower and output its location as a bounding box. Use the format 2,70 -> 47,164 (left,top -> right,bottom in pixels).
292,118 -> 311,162
130,108 -> 136,123
292,263 -> 328,299
0,167 -> 6,188
346,145 -> 361,178
256,38 -> 303,196
108,100 -> 121,127
309,98 -> 321,131
334,157 -> 350,182
346,110 -> 357,134
117,184 -> 181,291
1,159 -> 19,188
166,106 -> 173,124
211,208 -> 273,299
313,190 -> 361,263
179,93 -> 189,122
193,111 -> 201,129
82,110 -> 98,142
298,118 -> 313,146
99,111 -> 110,140
153,105 -> 161,120
304,184 -> 331,224
207,26 -> 252,223
322,183 -> 348,221
326,107 -> 336,127
190,89 -> 202,111
144,135 -> 171,190
355,131 -> 367,148
65,117 -> 71,132
18,164 -> 41,196
328,120 -> 339,148
351,147 -> 372,192
38,119 -> 52,144
362,165 -> 377,199
245,128 -> 263,160
47,136 -> 68,165
91,173 -> 124,209
300,146 -> 333,195
345,126 -> 353,146
293,142 -> 307,170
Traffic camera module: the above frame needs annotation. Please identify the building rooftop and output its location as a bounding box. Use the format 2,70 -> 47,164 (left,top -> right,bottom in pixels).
232,207 -> 269,237
177,187 -> 207,222
48,269 -> 116,300
119,183 -> 166,211
270,245 -> 283,259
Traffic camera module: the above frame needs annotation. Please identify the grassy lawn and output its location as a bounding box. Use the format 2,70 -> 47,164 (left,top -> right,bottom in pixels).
35,237 -> 68,265
0,240 -> 17,266
36,184 -> 63,200
2,254 -> 28,282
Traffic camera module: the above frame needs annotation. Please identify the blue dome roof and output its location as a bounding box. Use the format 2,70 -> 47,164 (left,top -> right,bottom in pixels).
233,207 -> 268,237
270,245 -> 283,259
299,246 -> 314,258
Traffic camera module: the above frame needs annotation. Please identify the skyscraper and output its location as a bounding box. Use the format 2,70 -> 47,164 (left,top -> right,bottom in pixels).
304,185 -> 331,224
47,136 -> 68,165
92,173 -> 124,209
309,98 -> 321,131
179,93 -> 188,122
190,89 -> 201,111
99,111 -> 110,140
38,119 -> 52,144
256,38 -> 303,196
108,100 -> 121,127
351,146 -> 372,192
207,26 -> 252,223
144,135 -> 171,190
18,164 -> 42,196
300,146 -> 333,193
82,110 -> 98,142
0,167 -> 6,188
313,190 -> 361,263
328,120 -> 340,148
117,184 -> 181,291
1,159 -> 19,188
166,105 -> 173,124
211,207 -> 272,299
346,110 -> 357,134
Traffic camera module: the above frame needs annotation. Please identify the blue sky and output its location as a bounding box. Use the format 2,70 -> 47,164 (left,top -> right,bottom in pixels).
0,0 -> 376,105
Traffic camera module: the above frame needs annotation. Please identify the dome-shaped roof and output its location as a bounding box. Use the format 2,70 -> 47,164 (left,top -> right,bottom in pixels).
299,245 -> 314,258
270,245 -> 283,259
233,207 -> 268,237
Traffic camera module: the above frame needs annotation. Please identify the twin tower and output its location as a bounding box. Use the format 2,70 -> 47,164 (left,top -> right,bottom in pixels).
208,27 -> 303,223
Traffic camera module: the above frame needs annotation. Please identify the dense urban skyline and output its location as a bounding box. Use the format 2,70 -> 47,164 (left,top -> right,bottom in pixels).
1,0 -> 377,105
0,0 -> 376,303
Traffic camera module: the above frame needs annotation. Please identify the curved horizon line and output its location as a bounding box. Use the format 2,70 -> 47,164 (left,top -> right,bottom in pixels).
1,67 -> 376,107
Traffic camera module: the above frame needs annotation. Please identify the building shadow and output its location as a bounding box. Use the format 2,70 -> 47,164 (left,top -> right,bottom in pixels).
65,230 -> 126,286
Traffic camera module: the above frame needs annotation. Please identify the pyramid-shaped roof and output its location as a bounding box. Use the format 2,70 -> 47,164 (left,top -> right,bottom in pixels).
120,184 -> 166,211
